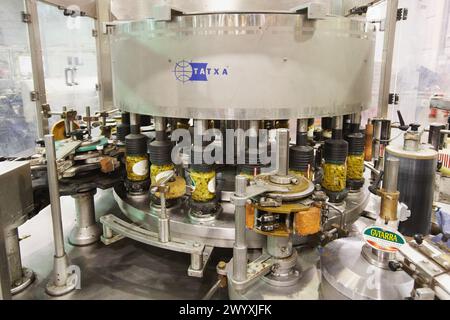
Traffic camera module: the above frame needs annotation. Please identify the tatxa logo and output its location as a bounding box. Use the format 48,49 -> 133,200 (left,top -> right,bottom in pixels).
174,60 -> 228,83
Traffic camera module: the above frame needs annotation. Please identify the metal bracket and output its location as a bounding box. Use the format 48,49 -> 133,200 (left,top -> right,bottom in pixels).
389,93 -> 400,105
291,2 -> 327,20
101,22 -> 117,35
21,12 -> 31,23
188,245 -> 214,278
226,254 -> 275,292
100,214 -> 213,278
397,8 -> 408,21
150,5 -> 183,21
30,91 -> 38,102
41,104 -> 51,119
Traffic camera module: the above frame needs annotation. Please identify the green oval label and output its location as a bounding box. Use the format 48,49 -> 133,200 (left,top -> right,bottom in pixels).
362,226 -> 406,253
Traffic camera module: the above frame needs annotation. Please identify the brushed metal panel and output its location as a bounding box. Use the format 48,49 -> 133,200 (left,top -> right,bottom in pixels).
111,13 -> 375,120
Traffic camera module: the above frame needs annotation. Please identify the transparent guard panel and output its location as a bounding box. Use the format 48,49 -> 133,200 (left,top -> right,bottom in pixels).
37,2 -> 99,130
390,0 -> 450,129
362,0 -> 387,127
0,0 -> 37,157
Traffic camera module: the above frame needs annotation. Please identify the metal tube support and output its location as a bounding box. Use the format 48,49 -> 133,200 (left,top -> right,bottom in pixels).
86,106 -> 92,139
297,119 -> 309,134
297,119 -> 309,146
276,129 -> 290,176
194,119 -> 209,152
249,121 -> 259,138
332,116 -> 344,131
44,134 -> 78,296
190,249 -> 203,271
195,119 -> 209,136
383,158 -> 400,193
103,224 -> 113,240
45,135 -> 65,258
158,189 -> 170,243
154,117 -> 166,133
130,113 -> 140,127
378,0 -> 399,118
154,117 -> 168,142
332,116 -> 344,139
380,158 -> 400,223
233,175 -> 248,282
351,112 -> 362,133
69,190 -> 101,246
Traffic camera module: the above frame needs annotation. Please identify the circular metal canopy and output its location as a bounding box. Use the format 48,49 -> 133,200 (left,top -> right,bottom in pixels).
111,13 -> 375,120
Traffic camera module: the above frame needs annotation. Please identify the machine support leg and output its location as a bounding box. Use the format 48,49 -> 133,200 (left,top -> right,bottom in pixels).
0,223 -> 11,300
5,228 -> 35,295
44,134 -> 79,296
69,189 -> 101,246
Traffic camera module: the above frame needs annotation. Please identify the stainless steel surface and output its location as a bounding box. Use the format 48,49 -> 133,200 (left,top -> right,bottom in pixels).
0,162 -> 34,229
228,247 -> 320,300
377,0 -> 399,118
25,0 -> 49,138
114,178 -> 369,246
111,14 -> 374,120
111,0 -> 331,20
265,178 -> 316,201
263,251 -> 300,287
382,158 -> 399,193
320,237 -> 414,300
267,236 -> 293,259
114,185 -> 264,248
69,191 -> 101,246
232,176 -> 248,282
360,245 -> 395,270
386,145 -> 438,237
